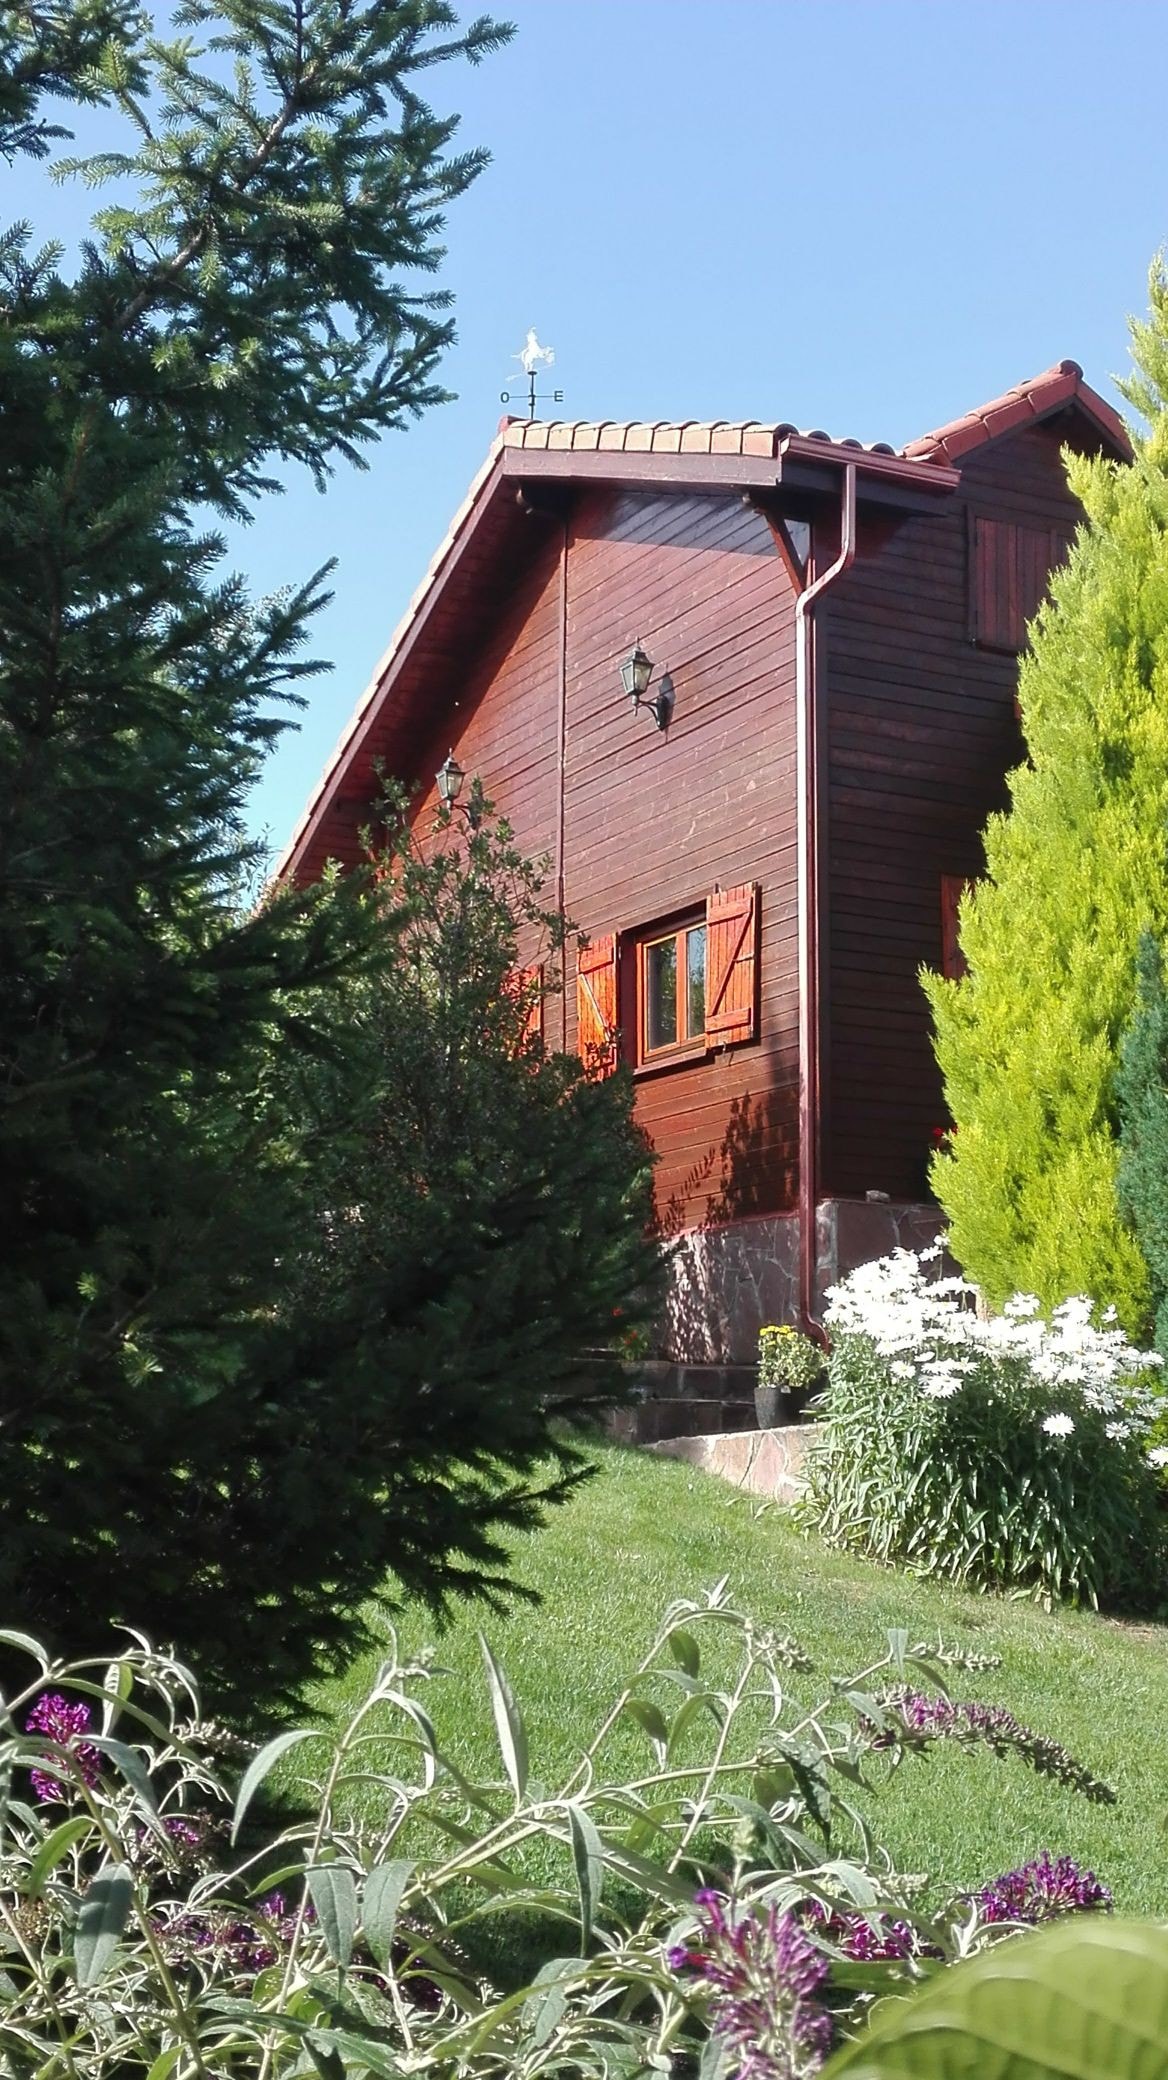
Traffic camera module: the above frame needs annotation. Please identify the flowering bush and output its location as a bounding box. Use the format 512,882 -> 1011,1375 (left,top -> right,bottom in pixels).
0,1599 -> 1118,2078
759,1324 -> 826,1397
799,1249 -> 1168,1608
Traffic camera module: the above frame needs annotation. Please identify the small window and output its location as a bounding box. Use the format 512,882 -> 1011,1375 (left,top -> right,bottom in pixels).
640,919 -> 707,1060
970,515 -> 1071,652
584,883 -> 756,1076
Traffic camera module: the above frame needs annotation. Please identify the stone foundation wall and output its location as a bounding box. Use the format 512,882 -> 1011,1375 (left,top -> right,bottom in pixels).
662,1215 -> 799,1366
650,1422 -> 815,1504
661,1198 -> 944,1369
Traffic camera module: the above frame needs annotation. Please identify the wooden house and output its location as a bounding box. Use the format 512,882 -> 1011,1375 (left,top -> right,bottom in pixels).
279,361 -> 1129,1386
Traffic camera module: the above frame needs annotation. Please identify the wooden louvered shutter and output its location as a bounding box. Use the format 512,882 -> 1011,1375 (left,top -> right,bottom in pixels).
705,883 -> 759,1045
576,934 -> 618,1077
507,962 -> 544,1052
970,517 -> 1072,652
940,876 -> 971,981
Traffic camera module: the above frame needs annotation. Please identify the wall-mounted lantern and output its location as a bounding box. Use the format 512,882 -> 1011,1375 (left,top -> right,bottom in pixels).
436,751 -> 465,808
435,751 -> 481,828
619,643 -> 673,732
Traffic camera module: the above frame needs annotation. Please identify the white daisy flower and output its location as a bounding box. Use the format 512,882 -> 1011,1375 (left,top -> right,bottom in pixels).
1041,1412 -> 1074,1438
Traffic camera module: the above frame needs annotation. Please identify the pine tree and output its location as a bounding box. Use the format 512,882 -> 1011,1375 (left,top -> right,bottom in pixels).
924,264 -> 1168,1332
0,7 -> 660,1711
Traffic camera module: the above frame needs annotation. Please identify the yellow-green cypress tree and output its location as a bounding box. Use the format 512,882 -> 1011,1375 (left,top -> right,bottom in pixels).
924,264 -> 1168,1332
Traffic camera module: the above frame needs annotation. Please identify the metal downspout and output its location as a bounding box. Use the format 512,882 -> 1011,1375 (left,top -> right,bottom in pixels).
555,510 -> 569,1051
795,461 -> 856,1340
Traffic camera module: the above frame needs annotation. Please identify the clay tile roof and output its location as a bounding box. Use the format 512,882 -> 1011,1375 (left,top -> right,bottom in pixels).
499,415 -> 909,461
904,358 -> 1129,465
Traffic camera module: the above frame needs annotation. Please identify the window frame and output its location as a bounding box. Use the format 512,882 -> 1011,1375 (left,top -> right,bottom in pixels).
636,912 -> 708,1069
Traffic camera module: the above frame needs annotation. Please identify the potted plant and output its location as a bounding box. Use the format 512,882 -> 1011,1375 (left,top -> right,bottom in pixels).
755,1323 -> 824,1429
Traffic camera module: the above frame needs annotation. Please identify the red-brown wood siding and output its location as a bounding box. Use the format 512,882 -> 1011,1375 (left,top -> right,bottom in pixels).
407,532 -> 564,867
820,419 -> 1083,1200
403,487 -> 799,1230
561,490 -> 798,1230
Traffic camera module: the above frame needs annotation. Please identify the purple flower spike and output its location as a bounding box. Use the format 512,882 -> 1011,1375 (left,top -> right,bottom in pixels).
868,1687 -> 1115,1804
25,1692 -> 101,1804
670,1891 -> 832,2078
976,1852 -> 1112,1925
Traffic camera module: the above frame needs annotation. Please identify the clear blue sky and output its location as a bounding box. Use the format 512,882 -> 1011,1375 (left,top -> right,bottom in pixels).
15,1 -> 1168,857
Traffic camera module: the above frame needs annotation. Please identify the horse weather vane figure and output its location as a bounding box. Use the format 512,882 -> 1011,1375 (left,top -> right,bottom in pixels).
500,330 -> 563,421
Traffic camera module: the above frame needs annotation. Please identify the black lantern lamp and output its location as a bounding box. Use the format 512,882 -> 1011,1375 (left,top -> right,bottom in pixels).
436,751 -> 465,809
620,642 -> 654,709
620,642 -> 672,732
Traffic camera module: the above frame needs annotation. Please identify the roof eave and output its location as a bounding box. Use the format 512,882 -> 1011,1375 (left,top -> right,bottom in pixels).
275,442 -> 509,883
501,438 -> 960,511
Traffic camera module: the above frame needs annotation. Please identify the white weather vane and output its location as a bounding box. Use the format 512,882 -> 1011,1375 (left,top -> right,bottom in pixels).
500,330 -> 564,420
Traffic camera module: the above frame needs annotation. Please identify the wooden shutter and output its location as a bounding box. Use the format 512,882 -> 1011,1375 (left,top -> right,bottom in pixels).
576,934 -> 618,1077
970,517 -> 1072,652
940,875 -> 971,981
506,962 -> 544,1053
705,882 -> 759,1045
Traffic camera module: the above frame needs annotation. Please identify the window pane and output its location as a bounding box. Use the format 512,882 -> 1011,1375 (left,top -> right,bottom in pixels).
646,937 -> 678,1050
686,925 -> 706,1038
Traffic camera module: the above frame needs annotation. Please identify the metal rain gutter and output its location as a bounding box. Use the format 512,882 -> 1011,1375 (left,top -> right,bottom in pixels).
794,458 -> 857,1342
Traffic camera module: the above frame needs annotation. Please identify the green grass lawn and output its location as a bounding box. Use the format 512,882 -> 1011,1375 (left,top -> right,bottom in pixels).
315,1439 -> 1168,1917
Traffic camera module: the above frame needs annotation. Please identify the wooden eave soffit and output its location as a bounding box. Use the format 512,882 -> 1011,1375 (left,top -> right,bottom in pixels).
501,443 -> 960,517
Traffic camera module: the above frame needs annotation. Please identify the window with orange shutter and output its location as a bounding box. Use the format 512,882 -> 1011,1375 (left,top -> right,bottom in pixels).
625,881 -> 759,1070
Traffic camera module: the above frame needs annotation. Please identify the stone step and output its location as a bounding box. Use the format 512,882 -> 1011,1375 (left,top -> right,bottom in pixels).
608,1396 -> 758,1445
627,1360 -> 758,1403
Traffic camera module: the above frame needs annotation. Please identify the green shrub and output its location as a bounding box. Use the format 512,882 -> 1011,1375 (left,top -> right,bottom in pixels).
2,795 -> 661,1719
924,262 -> 1168,1334
0,1601 -> 1117,2079
1117,935 -> 1168,1364
799,1251 -> 1167,1609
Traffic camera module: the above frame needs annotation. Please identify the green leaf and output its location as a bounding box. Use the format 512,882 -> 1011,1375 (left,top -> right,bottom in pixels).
86,1735 -> 166,1839
231,1728 -> 316,1843
479,1634 -> 529,1801
822,1916 -> 1168,2077
522,1957 -> 586,2048
74,1863 -> 133,1986
753,1762 -> 797,1809
27,1814 -> 91,1899
567,1803 -> 603,1948
886,1627 -> 909,1677
666,1689 -> 723,1758
0,1631 -> 50,1669
669,1628 -> 701,1677
622,1697 -> 670,1748
305,2034 -> 345,2080
599,1842 -> 694,1907
699,2035 -> 730,2080
362,1859 -> 414,1970
308,2031 -> 403,2077
307,1865 -> 357,1969
144,2050 -> 184,2080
